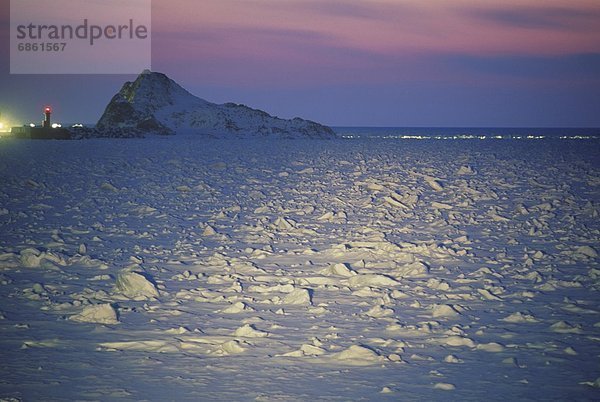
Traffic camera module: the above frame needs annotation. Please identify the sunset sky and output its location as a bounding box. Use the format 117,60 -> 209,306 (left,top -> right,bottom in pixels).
1,0 -> 599,126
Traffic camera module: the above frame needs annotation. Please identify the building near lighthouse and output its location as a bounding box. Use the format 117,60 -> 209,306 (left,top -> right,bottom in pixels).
11,106 -> 70,139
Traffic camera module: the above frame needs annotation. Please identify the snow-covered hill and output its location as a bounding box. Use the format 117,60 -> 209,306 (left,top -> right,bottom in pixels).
96,70 -> 336,138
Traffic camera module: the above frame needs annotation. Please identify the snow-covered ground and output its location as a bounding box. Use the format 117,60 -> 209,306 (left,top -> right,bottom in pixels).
0,137 -> 598,401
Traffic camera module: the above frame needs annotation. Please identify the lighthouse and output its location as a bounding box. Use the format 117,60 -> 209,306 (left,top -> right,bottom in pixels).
43,106 -> 51,129
10,105 -> 70,140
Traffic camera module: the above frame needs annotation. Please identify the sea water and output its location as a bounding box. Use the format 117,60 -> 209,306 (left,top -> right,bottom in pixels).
334,127 -> 600,140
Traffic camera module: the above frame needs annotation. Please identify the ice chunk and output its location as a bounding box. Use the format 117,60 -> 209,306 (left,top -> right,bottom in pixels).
434,383 -> 456,391
332,345 -> 384,365
579,377 -> 600,388
476,342 -> 505,352
365,305 -> 395,318
395,261 -> 429,278
431,304 -> 461,318
424,176 -> 444,191
19,248 -> 43,268
282,288 -> 312,305
221,301 -> 254,314
384,195 -> 409,209
347,274 -> 399,288
70,303 -> 119,325
431,202 -> 453,210
317,211 -> 335,221
319,263 -> 356,277
212,340 -> 246,355
574,246 -> 597,258
444,354 -> 463,363
501,312 -> 539,323
281,344 -> 326,357
100,182 -> 119,192
456,165 -> 475,175
115,271 -> 160,300
100,340 -> 178,353
477,289 -> 502,301
233,324 -> 269,338
203,225 -> 218,236
273,217 -> 297,230
442,336 -> 476,348
549,321 -> 583,334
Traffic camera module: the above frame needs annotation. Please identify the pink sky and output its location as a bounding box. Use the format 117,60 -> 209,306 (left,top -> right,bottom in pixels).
2,0 -> 600,126
150,0 -> 600,89
154,1 -> 600,56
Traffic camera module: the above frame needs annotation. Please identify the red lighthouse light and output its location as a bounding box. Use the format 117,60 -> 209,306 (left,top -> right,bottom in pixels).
43,106 -> 52,128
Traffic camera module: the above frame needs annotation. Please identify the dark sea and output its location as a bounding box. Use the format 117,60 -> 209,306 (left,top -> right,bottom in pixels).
333,127 -> 600,140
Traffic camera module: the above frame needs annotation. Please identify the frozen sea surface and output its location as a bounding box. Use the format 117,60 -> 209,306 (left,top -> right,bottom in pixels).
0,137 -> 599,401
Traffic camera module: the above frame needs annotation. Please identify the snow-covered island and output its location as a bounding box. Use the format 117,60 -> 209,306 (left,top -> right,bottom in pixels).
85,70 -> 336,139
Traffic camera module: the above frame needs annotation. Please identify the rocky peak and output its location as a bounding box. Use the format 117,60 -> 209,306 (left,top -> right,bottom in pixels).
96,70 -> 336,138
